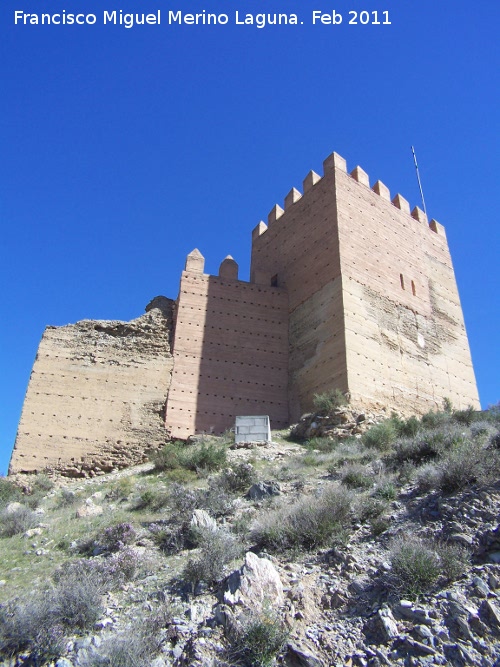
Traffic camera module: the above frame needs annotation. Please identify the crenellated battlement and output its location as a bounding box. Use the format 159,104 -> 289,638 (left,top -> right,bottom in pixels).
255,150 -> 445,239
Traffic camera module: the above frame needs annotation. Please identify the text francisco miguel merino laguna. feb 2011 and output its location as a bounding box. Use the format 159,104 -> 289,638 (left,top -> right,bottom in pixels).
13,9 -> 392,28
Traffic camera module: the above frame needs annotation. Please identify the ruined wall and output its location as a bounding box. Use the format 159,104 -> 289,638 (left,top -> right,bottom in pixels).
165,252 -> 289,439
9,297 -> 175,476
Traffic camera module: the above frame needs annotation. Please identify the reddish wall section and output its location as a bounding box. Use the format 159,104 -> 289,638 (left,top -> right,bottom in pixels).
165,270 -> 289,439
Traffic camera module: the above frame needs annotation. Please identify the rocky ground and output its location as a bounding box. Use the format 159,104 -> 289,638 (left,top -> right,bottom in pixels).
1,405 -> 500,667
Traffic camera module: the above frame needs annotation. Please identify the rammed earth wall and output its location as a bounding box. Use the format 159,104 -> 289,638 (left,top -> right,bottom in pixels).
10,298 -> 174,475
250,152 -> 479,420
10,151 -> 480,475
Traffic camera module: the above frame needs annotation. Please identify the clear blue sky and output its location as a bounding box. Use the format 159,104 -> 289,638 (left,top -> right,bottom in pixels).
1,0 -> 499,474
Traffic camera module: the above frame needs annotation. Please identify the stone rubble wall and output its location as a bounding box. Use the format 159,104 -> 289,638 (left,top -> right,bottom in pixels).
9,297 -> 175,477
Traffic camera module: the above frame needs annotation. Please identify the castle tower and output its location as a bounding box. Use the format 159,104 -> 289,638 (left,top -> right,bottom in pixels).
251,152 -> 479,420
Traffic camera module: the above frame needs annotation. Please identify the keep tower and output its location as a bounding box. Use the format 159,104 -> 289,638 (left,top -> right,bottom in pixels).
250,152 -> 479,421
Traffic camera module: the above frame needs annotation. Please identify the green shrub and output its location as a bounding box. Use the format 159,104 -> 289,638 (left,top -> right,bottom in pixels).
438,442 -> 497,493
421,410 -> 451,430
312,388 -> 348,415
485,403 -> 500,426
149,522 -> 191,555
20,473 -> 55,509
229,611 -> 289,667
452,405 -> 477,426
106,476 -> 135,501
305,437 -> 339,452
469,421 -> 494,441
57,488 -> 78,507
325,439 -> 373,476
392,426 -> 465,467
183,528 -> 242,588
358,496 -> 387,522
217,463 -> 256,494
374,480 -> 397,501
0,477 -> 23,507
152,440 -> 227,475
164,468 -> 198,484
397,460 -> 416,484
491,431 -> 500,449
393,433 -> 442,467
151,440 -> 184,471
362,421 -> 397,451
0,505 -> 38,537
370,516 -> 391,536
300,453 -> 321,467
136,487 -> 170,511
30,473 -> 54,494
442,397 -> 453,414
391,414 -> 420,438
340,464 -> 373,489
252,486 -> 352,552
388,536 -> 469,598
389,536 -> 441,597
0,565 -> 103,662
437,541 -> 469,582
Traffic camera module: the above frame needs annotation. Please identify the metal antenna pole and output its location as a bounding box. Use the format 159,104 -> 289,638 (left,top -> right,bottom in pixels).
411,146 -> 427,216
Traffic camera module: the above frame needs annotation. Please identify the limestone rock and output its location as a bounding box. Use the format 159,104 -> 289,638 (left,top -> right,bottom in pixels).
76,499 -> 103,518
4,502 -> 24,514
55,659 -> 74,667
223,552 -> 284,612
24,527 -> 43,538
285,643 -> 325,667
377,607 -> 399,642
246,481 -> 281,500
190,509 -> 217,532
481,599 -> 500,630
289,407 -> 387,442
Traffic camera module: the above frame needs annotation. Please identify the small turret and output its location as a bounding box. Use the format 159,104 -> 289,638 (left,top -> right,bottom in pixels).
185,248 -> 205,273
218,255 -> 238,280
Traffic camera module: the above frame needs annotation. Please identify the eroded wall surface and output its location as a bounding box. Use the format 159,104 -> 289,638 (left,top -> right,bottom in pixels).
165,270 -> 289,439
9,298 -> 174,476
251,152 -> 479,419
333,162 -> 479,414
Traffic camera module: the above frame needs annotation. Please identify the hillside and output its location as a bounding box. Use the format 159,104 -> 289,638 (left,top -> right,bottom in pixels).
1,401 -> 500,667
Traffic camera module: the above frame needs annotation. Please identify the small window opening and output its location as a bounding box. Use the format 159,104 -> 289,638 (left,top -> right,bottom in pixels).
411,280 -> 416,296
270,274 -> 278,287
400,274 -> 405,290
